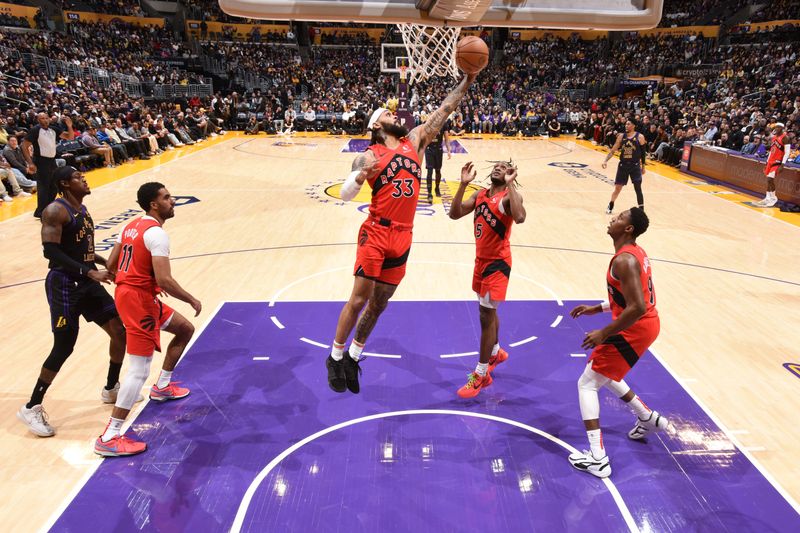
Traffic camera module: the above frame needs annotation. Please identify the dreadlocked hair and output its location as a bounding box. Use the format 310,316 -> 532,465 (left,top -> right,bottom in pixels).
485,159 -> 521,188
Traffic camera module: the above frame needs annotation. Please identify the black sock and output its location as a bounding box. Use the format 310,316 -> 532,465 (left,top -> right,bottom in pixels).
633,182 -> 644,207
27,379 -> 51,409
608,200 -> 615,210
106,361 -> 122,390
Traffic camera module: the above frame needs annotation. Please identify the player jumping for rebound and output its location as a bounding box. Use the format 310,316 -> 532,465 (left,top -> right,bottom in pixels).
326,72 -> 478,394
448,161 -> 525,398
568,207 -> 670,478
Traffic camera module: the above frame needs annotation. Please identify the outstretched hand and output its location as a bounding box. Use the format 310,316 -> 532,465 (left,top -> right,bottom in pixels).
570,304 -> 600,318
461,162 -> 476,183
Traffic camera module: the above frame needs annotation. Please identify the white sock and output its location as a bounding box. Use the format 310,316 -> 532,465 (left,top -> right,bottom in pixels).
628,394 -> 652,419
475,362 -> 489,376
770,192 -> 777,200
331,341 -> 345,361
491,344 -> 500,356
156,370 -> 173,389
586,428 -> 605,459
349,340 -> 364,360
101,417 -> 124,443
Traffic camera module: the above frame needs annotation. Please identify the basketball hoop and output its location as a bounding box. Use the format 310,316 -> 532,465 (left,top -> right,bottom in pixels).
397,23 -> 461,85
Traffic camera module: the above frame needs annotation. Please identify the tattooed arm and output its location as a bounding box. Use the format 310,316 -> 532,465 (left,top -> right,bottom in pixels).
408,73 -> 478,154
341,150 -> 381,201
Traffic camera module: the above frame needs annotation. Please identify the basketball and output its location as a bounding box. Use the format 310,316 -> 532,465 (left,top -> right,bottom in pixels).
456,36 -> 489,74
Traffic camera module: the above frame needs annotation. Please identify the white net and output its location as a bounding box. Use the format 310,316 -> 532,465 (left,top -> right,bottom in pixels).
397,23 -> 461,85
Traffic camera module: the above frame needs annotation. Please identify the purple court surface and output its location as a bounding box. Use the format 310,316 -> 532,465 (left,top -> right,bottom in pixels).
52,300 -> 800,532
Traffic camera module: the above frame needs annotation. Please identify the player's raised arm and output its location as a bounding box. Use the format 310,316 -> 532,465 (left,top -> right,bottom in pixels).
409,73 -> 478,152
502,168 -> 526,224
340,150 -> 381,202
449,162 -> 479,220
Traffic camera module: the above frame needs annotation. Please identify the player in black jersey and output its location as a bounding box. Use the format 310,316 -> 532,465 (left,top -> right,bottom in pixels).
17,166 -> 128,438
602,120 -> 647,214
424,122 -> 452,203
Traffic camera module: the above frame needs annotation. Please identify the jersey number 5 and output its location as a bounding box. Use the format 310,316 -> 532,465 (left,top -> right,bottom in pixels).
391,178 -> 415,198
119,243 -> 134,273
475,223 -> 483,239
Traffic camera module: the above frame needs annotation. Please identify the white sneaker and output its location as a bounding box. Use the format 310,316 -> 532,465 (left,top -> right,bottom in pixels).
2,194 -> 12,202
17,191 -> 32,198
17,404 -> 55,437
100,382 -> 144,404
628,410 -> 670,440
568,450 -> 611,478
605,206 -> 613,215
764,196 -> 778,207
753,198 -> 769,207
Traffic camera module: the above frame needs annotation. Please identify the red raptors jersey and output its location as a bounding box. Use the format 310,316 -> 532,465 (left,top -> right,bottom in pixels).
115,216 -> 161,295
606,243 -> 658,321
474,188 -> 514,260
766,132 -> 788,171
366,138 -> 422,225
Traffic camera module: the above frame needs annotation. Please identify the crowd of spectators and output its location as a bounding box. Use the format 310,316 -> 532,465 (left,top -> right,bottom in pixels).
749,0 -> 800,23
2,1 -> 799,206
659,0 -> 722,27
318,30 -> 378,46
57,0 -> 145,17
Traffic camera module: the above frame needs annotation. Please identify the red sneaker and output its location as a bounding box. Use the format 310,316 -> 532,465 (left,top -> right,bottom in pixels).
149,382 -> 190,402
457,372 -> 493,399
488,348 -> 509,372
94,435 -> 147,457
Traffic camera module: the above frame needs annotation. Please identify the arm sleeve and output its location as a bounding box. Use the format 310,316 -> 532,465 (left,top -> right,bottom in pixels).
783,145 -> 792,164
143,226 -> 170,257
43,242 -> 91,277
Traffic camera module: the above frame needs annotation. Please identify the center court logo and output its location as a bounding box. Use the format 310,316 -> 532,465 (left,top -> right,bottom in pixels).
305,180 -> 482,216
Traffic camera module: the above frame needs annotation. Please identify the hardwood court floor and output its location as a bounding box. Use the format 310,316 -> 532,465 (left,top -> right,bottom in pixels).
1,132 -> 798,530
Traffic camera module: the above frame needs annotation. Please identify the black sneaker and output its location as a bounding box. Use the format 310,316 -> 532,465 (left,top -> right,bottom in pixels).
435,186 -> 441,197
326,355 -> 346,393
342,351 -> 363,394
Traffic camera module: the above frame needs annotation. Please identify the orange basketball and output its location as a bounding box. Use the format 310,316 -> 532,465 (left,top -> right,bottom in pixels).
455,36 -> 489,74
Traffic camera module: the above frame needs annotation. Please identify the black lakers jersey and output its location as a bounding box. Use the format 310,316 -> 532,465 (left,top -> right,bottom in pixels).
50,198 -> 97,272
620,133 -> 643,166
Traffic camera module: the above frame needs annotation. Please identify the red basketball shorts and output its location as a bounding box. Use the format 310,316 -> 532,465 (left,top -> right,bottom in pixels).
353,218 -> 413,286
115,284 -> 175,357
589,315 -> 660,381
472,258 -> 511,303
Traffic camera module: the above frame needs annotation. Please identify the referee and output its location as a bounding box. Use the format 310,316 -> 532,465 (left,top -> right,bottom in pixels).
424,123 -> 452,203
23,112 -> 74,219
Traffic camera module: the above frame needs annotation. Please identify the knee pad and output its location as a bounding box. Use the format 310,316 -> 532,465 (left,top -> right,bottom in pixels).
604,378 -> 630,398
578,364 -> 610,420
578,364 -> 609,392
116,356 -> 152,410
43,328 -> 80,373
